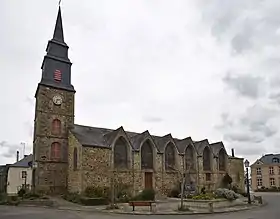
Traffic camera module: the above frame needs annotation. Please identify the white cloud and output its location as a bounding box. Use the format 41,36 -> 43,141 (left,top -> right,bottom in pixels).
1,0 -> 280,165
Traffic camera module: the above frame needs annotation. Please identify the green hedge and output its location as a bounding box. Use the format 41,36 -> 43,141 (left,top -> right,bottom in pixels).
80,197 -> 108,206
131,188 -> 155,201
256,187 -> 280,192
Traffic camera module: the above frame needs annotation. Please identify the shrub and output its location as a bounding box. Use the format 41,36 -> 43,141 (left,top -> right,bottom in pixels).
256,187 -> 280,192
192,193 -> 216,200
221,173 -> 233,188
18,188 -> 26,197
23,192 -> 41,199
84,186 -> 110,198
231,185 -> 238,193
80,197 -> 108,206
215,188 -> 239,201
63,192 -> 81,204
168,188 -> 180,198
115,183 -> 132,203
201,187 -> 206,194
131,188 -> 155,201
186,194 -> 194,199
140,188 -> 155,201
105,204 -> 119,210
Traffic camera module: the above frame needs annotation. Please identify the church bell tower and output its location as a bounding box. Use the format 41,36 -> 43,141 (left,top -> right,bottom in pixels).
33,6 -> 75,194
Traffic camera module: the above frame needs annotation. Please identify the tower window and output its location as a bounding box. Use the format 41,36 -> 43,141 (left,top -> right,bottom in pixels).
54,69 -> 62,82
51,142 -> 61,160
52,119 -> 61,135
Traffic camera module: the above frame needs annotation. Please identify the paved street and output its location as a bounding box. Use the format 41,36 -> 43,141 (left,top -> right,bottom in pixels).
0,193 -> 279,219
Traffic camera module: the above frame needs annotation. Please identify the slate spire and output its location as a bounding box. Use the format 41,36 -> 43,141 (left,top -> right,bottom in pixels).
53,6 -> 64,43
37,6 -> 75,93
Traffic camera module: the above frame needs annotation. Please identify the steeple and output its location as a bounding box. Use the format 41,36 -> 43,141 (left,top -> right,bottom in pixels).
38,6 -> 75,93
53,6 -> 64,43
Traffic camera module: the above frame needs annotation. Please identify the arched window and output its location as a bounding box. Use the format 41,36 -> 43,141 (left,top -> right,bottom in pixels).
51,142 -> 61,160
52,119 -> 61,135
141,140 -> 153,169
218,149 -> 226,171
185,145 -> 195,171
203,147 -> 211,171
73,147 -> 78,170
113,137 -> 128,168
165,143 -> 176,170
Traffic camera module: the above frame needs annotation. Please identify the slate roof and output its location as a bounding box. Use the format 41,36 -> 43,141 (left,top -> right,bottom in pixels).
71,124 -> 227,155
193,139 -> 211,155
10,154 -> 33,168
258,154 -> 280,164
174,137 -> 194,154
210,142 -> 227,156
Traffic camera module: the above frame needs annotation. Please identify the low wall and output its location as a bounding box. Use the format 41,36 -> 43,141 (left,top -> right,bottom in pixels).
19,199 -> 55,207
184,198 -> 246,209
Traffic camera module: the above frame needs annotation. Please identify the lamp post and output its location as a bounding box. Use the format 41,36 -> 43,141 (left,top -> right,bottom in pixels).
244,159 -> 251,204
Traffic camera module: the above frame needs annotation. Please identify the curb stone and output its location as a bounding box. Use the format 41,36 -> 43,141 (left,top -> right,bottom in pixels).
56,202 -> 266,215
11,201 -> 267,215
99,203 -> 267,215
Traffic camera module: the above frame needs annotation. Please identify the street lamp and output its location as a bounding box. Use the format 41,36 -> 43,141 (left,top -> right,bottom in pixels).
244,159 -> 251,204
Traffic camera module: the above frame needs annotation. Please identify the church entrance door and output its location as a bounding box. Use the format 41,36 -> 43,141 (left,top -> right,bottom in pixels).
144,172 -> 153,189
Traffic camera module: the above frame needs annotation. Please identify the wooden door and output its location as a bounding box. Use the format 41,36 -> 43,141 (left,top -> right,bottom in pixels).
144,172 -> 153,189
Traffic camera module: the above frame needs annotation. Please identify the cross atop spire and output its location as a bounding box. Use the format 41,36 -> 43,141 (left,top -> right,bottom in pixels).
52,6 -> 64,43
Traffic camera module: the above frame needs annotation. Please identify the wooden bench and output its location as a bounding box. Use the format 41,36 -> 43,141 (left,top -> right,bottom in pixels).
129,201 -> 155,211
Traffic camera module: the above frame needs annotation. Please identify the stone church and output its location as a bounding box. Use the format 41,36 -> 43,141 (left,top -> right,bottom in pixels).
32,7 -> 245,195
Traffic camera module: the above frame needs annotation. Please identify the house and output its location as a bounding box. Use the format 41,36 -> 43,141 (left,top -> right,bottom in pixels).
6,155 -> 33,195
251,154 -> 280,191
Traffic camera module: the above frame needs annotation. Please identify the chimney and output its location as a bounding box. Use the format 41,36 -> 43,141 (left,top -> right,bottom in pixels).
16,151 -> 19,162
231,148 -> 235,157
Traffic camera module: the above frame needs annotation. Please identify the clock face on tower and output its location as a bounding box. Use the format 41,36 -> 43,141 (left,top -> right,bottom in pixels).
53,95 -> 63,105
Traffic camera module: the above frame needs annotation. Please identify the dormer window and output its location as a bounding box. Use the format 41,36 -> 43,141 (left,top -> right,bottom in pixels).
272,158 -> 280,163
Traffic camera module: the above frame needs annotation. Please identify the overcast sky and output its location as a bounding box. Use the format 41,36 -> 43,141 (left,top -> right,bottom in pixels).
1,0 -> 280,165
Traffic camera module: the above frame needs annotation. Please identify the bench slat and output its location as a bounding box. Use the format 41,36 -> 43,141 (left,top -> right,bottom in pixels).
129,201 -> 154,206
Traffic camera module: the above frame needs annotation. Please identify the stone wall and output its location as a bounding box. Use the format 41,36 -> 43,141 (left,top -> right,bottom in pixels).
82,147 -> 111,190
68,132 -> 83,193
33,85 -> 75,194
228,157 -> 245,192
66,138 -> 245,196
